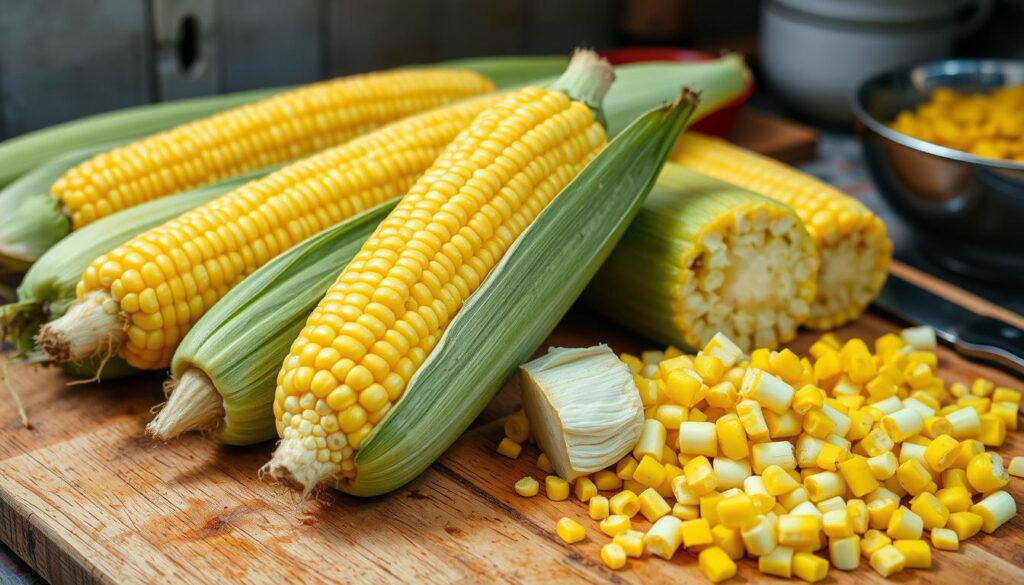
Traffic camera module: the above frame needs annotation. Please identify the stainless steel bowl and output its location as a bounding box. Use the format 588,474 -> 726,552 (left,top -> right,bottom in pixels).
852,59 -> 1024,282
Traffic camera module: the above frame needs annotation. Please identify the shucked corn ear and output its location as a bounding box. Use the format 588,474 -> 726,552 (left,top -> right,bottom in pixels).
585,164 -> 819,352
671,132 -> 892,329
39,96 -> 500,370
264,54 -> 700,496
0,169 -> 271,362
0,66 -> 508,271
149,202 -> 397,444
149,56 -> 749,449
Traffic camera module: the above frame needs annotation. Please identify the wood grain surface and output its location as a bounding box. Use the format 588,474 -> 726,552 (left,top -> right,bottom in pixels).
1,296 -> 1022,585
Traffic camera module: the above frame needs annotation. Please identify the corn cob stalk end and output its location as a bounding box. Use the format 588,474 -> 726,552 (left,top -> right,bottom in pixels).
37,291 -> 125,363
147,368 -> 224,441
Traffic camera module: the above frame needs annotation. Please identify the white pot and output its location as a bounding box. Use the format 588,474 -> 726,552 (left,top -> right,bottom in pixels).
760,0 -> 992,126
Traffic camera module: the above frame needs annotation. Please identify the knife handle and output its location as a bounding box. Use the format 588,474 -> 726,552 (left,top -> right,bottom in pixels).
954,314 -> 1024,377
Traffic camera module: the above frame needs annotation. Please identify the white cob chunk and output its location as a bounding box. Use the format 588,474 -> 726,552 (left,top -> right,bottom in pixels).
520,345 -> 644,481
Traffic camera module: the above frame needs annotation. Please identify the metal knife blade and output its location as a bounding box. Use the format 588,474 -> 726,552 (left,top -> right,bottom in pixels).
873,274 -> 1024,377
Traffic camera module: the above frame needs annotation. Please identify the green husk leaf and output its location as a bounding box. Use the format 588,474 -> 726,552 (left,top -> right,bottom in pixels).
1,168 -> 273,361
166,201 -> 398,445
439,55 -> 569,89
348,91 -> 700,496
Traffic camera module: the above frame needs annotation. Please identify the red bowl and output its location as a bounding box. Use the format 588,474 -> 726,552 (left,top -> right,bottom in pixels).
601,47 -> 753,137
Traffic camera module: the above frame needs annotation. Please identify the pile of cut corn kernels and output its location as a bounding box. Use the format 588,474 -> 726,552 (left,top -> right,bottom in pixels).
498,327 -> 1023,582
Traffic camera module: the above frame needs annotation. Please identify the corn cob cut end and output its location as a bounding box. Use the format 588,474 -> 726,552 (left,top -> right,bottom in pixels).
37,291 -> 125,363
1,300 -> 46,355
262,440 -> 337,497
147,368 -> 224,441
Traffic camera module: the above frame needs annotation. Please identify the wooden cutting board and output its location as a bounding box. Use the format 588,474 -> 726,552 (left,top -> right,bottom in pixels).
1,113 -> 1020,584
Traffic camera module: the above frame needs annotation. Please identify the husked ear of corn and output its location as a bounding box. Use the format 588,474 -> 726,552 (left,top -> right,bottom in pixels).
262,51 -> 698,496
1,169 -> 270,360
584,163 -> 819,352
148,202 -> 397,444
147,54 -> 749,451
38,95 -> 500,371
671,132 -> 892,329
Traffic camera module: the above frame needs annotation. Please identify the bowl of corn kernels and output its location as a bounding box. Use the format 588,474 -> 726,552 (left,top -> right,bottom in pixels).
852,59 -> 1024,281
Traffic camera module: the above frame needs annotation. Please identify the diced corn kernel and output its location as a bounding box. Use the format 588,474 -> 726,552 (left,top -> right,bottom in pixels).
870,544 -> 906,577
935,485 -> 972,513
763,464 -> 800,495
672,502 -> 699,520
805,471 -> 846,502
867,498 -> 897,530
966,452 -> 1009,493
496,437 -> 522,459
712,457 -> 752,491
537,452 -> 553,473
599,514 -> 632,537
992,387 -> 1021,405
823,509 -> 853,538
947,511 -> 983,540
684,456 -> 718,495
896,460 -> 932,496
970,490 -> 1016,533
695,355 -> 725,385
645,515 -> 685,559
664,369 -> 707,407
910,492 -> 949,529
593,470 -> 622,491
971,377 -> 994,397
589,495 -> 610,520
681,517 -> 714,549
817,496 -> 846,514
829,535 -> 860,571
1009,456 -> 1024,478
610,490 -> 640,518
654,404 -> 687,430
990,401 -> 1019,431
736,399 -> 770,440
778,514 -> 821,548
861,529 -> 892,558
545,476 -> 569,501
741,514 -> 777,556
706,381 -> 739,409
882,408 -> 924,442
616,455 -> 638,480
710,524 -> 745,560
847,499 -> 868,533
715,415 -> 749,460
930,527 -> 959,551
600,543 -> 627,570
556,517 -> 585,544
923,434 -> 960,472
803,410 -> 836,439
678,421 -> 718,457
698,546 -> 737,583
861,427 -> 895,457
893,539 -> 931,569
614,530 -> 645,557
634,419 -> 667,460
792,552 -> 829,583
639,488 -> 672,522
716,492 -> 755,528
780,486 -> 810,511
952,439 -> 985,470
886,506 -> 923,540
946,406 -> 981,439
752,441 -> 797,474
633,455 -> 666,489
571,477 -> 596,503
504,411 -> 530,443
515,476 -> 539,497
838,455 -> 879,497
977,413 -> 1006,447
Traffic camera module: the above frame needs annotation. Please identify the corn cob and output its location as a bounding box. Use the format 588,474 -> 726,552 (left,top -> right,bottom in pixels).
148,57 -> 748,450
1,169 -> 269,361
148,202 -> 396,444
671,132 -> 892,329
38,96 -> 499,370
585,164 -> 819,352
268,86 -> 698,497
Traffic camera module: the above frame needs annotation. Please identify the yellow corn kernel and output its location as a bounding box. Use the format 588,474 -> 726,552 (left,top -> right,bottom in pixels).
829,534 -> 860,571
496,437 -> 522,459
711,524 -> 745,560
886,506 -> 923,540
846,499 -> 868,534
546,475 -> 570,501
744,475 -> 775,512
664,369 -> 706,407
741,368 -> 796,414
860,528 -> 891,558
815,352 -> 842,383
654,404 -> 688,430
715,414 -> 749,460
504,411 -> 530,443
713,457 -> 752,491
672,502 -> 699,520
684,456 -> 718,495
599,514 -> 632,537
922,415 -> 954,439
836,455 -> 879,497
752,441 -> 797,474
778,514 -> 821,548
805,471 -> 846,502
870,544 -> 906,577
736,399 -> 770,440
632,455 -> 667,489
690,408 -> 709,423
792,385 -> 823,415
803,410 -> 836,439
993,386 -> 1021,404
537,452 -> 553,473
966,452 -> 1009,493
763,464 -> 800,495
645,515 -> 686,560
616,455 -> 638,481
740,514 -> 777,556
620,353 -> 643,374
951,439 -> 985,470
893,539 -> 930,569
948,510 -> 984,540
923,434 -> 960,472
910,492 -> 949,529
822,508 -> 853,538
931,527 -> 959,551
792,552 -> 829,583
1009,456 -> 1024,478
882,408 -> 924,442
574,477 -> 597,503
950,382 -> 969,399
935,485 -> 972,513
600,543 -> 627,570
946,406 -> 982,439
699,546 -> 737,583
556,517 -> 586,544
609,490 -> 641,518
860,427 -> 895,457
706,381 -> 738,409
958,395 -> 991,414
613,529 -> 645,557
513,474 -> 541,497
678,421 -> 718,457
589,495 -> 610,520
757,544 -> 793,577
942,468 -> 970,491
989,401 -> 1019,431
695,355 -> 725,385
639,488 -> 672,522
634,419 -> 667,460
681,517 -> 714,548
593,470 -> 623,491
971,377 -> 995,397
896,460 -> 932,496
815,443 -> 845,471
716,492 -> 755,528
635,376 -> 660,406
977,413 -> 1006,446
970,490 -> 1016,533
